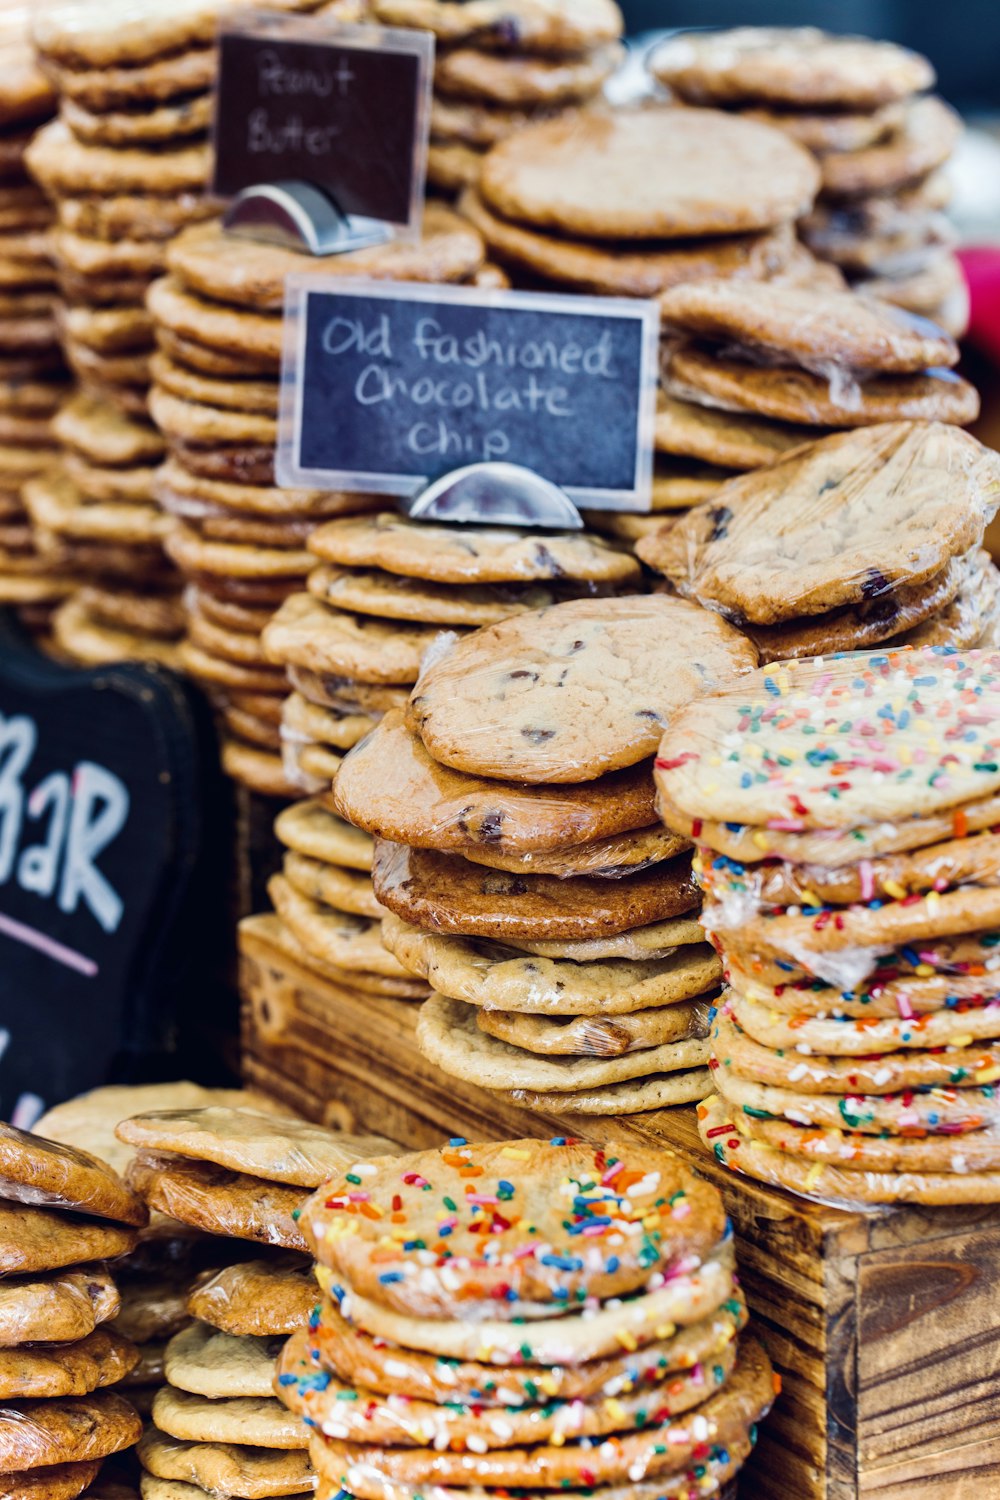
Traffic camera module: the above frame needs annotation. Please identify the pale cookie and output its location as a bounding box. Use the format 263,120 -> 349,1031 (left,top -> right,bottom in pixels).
150,354 -> 278,417
155,459 -> 370,518
698,1093 -> 1000,1206
431,95 -> 560,147
373,0 -> 622,51
60,93 -> 213,146
126,1153 -> 308,1251
659,281 -> 957,373
0,1328 -> 138,1400
666,344 -> 980,428
223,738 -> 303,798
54,601 -> 183,671
81,584 -> 184,640
478,997 -> 710,1056
459,186 -> 794,299
306,1136 -> 724,1319
713,1068 -> 1000,1139
381,915 -> 721,1016
0,1122 -> 146,1224
24,472 -> 169,547
298,1291 -> 746,1407
821,97 -> 963,200
417,992 -> 710,1096
0,1203 -> 136,1277
54,229 -> 167,279
434,44 -> 623,107
897,550 -> 1000,650
53,394 -> 164,467
742,99 -> 904,153
0,1267 -> 119,1348
136,1427 -> 315,1498
479,108 -> 819,240
58,305 -> 152,354
307,564 -> 620,627
275,801 -> 374,872
242,912 -> 430,1001
179,641 -> 287,694
146,277 -> 282,366
282,694 -> 375,754
278,1321 -> 733,1446
283,853 -> 383,921
187,1256 -> 316,1338
156,326 -> 277,380
153,1387 -> 305,1449
116,1108 -> 395,1190
25,121 -> 210,197
263,594 -> 448,684
373,841 -> 699,941
311,1340 -> 772,1490
723,955 -> 1000,1023
508,1069 -> 715,1114
166,205 -> 484,311
408,595 -> 756,784
0,1392 -> 142,1473
655,649 -> 1000,832
166,527 -> 313,580
641,426 -> 1000,625
269,874 -> 414,980
32,0 -> 329,68
149,388 -> 276,447
308,512 -> 639,586
655,393 -> 827,469
651,27 -> 934,108
166,1325 -> 290,1400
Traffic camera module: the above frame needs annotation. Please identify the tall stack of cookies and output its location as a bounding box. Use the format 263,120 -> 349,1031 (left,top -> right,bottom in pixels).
145,208 -> 508,797
0,10 -> 76,634
371,0 -> 625,196
655,648 -> 1000,1208
639,420 -> 1000,662
327,595 -> 758,1115
112,1104 -> 396,1498
0,1123 -> 147,1499
649,27 -> 968,336
279,1137 -> 776,1500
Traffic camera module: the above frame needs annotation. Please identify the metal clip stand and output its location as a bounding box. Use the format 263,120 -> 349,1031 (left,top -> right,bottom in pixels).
223,180 -> 393,256
407,462 -> 584,531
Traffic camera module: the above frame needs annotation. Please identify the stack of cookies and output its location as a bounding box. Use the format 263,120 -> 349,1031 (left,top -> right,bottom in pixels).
639,420 -> 1000,664
146,208 -> 499,796
649,27 -> 968,335
330,594 -> 757,1115
279,1137 -> 776,1500
0,1122 -> 147,1499
373,0 -> 625,196
655,647 -> 1000,1208
113,1104 -> 396,1498
0,10 -> 76,633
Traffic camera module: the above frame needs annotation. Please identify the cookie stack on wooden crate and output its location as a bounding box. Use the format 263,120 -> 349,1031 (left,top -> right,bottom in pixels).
638,414 -> 1000,662
0,10 -> 77,635
113,1104 -> 396,1498
145,208 -> 513,797
324,594 -> 760,1115
373,0 -> 625,197
655,647 -> 1000,1208
0,1122 -> 147,1500
279,1137 -> 776,1500
650,27 -> 968,335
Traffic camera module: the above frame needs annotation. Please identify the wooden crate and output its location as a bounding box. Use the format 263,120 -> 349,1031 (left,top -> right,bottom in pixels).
240,917 -> 1000,1500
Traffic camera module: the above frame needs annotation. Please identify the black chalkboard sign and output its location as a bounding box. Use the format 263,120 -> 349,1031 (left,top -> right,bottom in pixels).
212,14 -> 433,228
0,615 -> 231,1124
278,281 -> 660,508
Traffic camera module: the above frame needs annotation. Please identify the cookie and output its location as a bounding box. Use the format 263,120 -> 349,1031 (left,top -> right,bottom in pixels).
263,594 -> 449,684
508,1070 -> 714,1114
149,388 -> 276,447
643,424 -> 999,626
166,205 -> 485,312
434,44 -> 623,107
125,1154 -> 308,1251
283,853 -> 382,920
221,740 -> 303,799
0,1203 -> 136,1277
713,1067 -> 1000,1138
60,93 -> 213,146
431,95 -> 559,147
54,229 -> 167,280
281,694 -> 376,754
116,1109 -> 395,1191
654,393 -> 820,470
242,912 -> 430,1001
43,46 -> 217,110
288,668 -> 408,716
373,841 -> 699,941
478,996 -> 709,1056
187,1257 -> 316,1339
136,1428 -> 315,1498
275,801 -> 374,872
453,821 -> 686,879
307,564 -> 619,627
149,355 -> 276,417
54,601 -> 184,671
155,326 -> 277,380
0,1328 -> 139,1401
334,710 -> 658,853
666,343 -> 980,428
0,1268 -> 119,1349
727,986 -> 1000,1056
146,278 -> 282,366
311,1455 -> 747,1500
0,1393 -> 142,1474
0,1459 -> 101,1499
373,0 -> 622,51
820,98 -> 963,199
268,874 -> 414,980
308,512 -> 640,586
80,584 -> 184,639
742,99 -> 904,153
32,0 -> 327,68
58,192 -> 215,245
113,1280 -> 192,1346
166,1325 -> 289,1401
0,1124 -> 147,1225
732,1105 -> 1000,1174
53,395 -> 164,467
898,550 -> 1000,650
479,108 -> 819,240
178,640 -> 286,693
166,526 -> 312,579
152,1388 -> 304,1450
659,280 -> 957,373
298,1291 -> 746,1407
154,459 -> 368,519
25,121 -> 210,197
382,915 -> 720,1016
408,595 -> 756,784
24,472 -> 170,547
650,28 -> 934,108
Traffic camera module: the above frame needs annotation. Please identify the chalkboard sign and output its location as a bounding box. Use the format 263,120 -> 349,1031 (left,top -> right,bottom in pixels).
278,281 -> 660,510
212,13 -> 434,230
0,615 -> 231,1125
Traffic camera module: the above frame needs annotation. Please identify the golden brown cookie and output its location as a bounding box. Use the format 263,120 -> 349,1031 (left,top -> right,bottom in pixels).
0,1392 -> 142,1474
125,1154 -> 307,1252
0,1267 -> 119,1349
0,1328 -> 139,1400
187,1257 -> 316,1338
0,1204 -> 136,1277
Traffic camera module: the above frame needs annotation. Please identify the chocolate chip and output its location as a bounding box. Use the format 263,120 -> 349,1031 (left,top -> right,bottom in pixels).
478,810 -> 505,844
509,669 -> 538,681
707,506 -> 732,541
533,543 -> 567,579
861,568 -> 890,599
522,728 -> 556,744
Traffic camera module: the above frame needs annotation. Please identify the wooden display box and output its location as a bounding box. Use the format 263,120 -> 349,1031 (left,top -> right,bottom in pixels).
240,917 -> 1000,1500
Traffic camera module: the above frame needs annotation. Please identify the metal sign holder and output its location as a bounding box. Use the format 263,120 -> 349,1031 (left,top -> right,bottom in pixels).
405,462 -> 584,531
223,180 -> 393,257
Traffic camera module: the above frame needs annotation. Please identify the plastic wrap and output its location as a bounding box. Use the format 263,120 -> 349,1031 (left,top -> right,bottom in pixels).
0,1391 -> 142,1472
713,1069 -> 1000,1138
165,1322 -> 288,1400
152,1384 -> 305,1448
136,1425 -> 315,1495
0,1201 -> 137,1277
0,1267 -> 120,1348
124,1152 -> 309,1251
115,1107 -> 397,1191
727,989 -> 1000,1057
0,1123 -> 147,1226
187,1255 -> 316,1338
333,710 -> 660,856
262,592 -> 444,684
